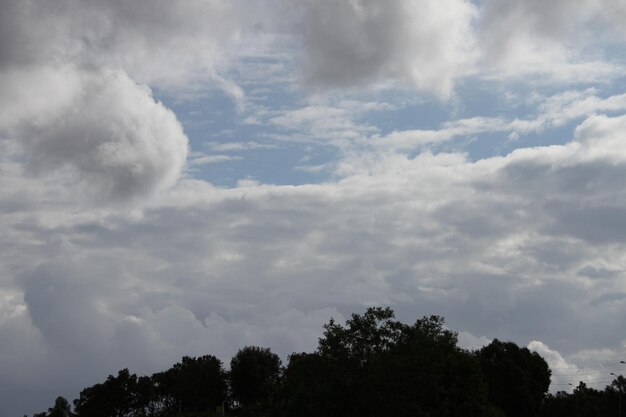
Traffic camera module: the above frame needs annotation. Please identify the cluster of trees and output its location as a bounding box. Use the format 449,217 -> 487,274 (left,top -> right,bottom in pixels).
543,378 -> 626,417
27,307 -> 622,417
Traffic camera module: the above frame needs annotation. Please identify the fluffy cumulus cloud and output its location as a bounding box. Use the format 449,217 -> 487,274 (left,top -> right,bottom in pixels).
0,0 -> 263,203
298,0 -> 477,95
2,67 -> 188,203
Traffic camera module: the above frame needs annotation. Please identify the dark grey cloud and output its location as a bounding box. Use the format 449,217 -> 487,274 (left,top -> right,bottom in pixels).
0,0 -> 255,85
17,69 -> 188,204
578,265 -> 622,279
298,0 -> 477,95
294,0 -> 626,93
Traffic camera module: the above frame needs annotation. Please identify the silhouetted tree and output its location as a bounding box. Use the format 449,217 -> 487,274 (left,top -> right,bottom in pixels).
48,397 -> 72,417
74,368 -> 144,417
357,312 -> 499,417
29,306 -> 585,417
281,307 -> 498,417
133,375 -> 158,417
279,352 -> 337,417
229,346 -> 281,411
543,391 -> 576,417
478,339 -> 551,417
153,355 -> 227,414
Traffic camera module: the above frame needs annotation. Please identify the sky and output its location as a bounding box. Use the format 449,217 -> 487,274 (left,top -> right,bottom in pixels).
2,0 -> 626,415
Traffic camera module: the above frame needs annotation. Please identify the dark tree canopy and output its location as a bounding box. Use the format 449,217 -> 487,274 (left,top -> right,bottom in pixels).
47,397 -> 72,417
543,378 -> 626,417
73,369 -> 142,417
153,355 -> 228,414
33,306 -> 623,417
229,346 -> 281,409
477,339 -> 552,417
72,357 -> 227,417
611,374 -> 626,395
281,307 -> 499,417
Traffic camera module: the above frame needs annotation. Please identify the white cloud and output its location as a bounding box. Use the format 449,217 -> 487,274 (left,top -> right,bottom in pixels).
0,0 -> 261,203
529,341 -> 626,392
206,141 -> 278,152
376,89 -> 626,150
477,0 -> 626,81
457,331 -> 491,350
528,341 -> 585,391
269,105 -> 378,143
0,0 -> 259,90
189,154 -> 243,166
0,66 -> 83,131
243,88 -> 626,156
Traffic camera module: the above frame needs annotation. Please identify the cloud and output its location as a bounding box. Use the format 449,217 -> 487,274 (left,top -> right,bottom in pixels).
528,341 -> 584,391
477,0 -> 626,81
4,1 -> 626,415
189,154 -> 243,166
457,331 -> 491,350
0,0 -> 256,89
479,0 -> 626,46
4,112 -> 626,414
478,0 -> 595,57
7,0 -> 621,104
268,104 -> 379,144
0,0 -> 266,203
246,88 -> 626,156
293,0 -> 626,94
0,66 -> 83,131
529,340 -> 626,392
2,68 -> 188,204
205,141 -> 278,152
377,89 -> 626,150
297,0 -> 477,96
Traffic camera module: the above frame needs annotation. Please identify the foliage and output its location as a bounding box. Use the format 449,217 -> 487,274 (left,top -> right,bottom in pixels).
48,397 -> 73,417
477,339 -> 552,417
73,369 -> 142,417
542,378 -> 626,417
71,357 -> 227,417
34,306 -> 624,417
280,307 -> 497,417
153,355 -> 228,415
229,346 -> 281,411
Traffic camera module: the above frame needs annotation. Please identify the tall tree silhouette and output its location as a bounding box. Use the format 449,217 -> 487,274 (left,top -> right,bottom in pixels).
47,397 -> 72,417
74,369 -> 140,417
281,307 -> 498,417
229,346 -> 281,411
478,339 -> 551,417
153,355 -> 227,414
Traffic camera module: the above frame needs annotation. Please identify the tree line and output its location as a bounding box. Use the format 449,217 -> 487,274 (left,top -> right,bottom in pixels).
29,307 -> 625,417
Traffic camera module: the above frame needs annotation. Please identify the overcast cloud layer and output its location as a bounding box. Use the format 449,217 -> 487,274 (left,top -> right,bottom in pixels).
2,1 -> 626,415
